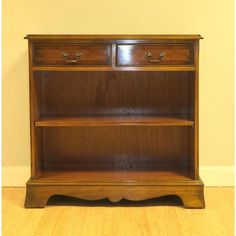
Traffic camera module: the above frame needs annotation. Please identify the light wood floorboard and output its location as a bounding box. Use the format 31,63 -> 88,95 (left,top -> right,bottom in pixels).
2,187 -> 234,236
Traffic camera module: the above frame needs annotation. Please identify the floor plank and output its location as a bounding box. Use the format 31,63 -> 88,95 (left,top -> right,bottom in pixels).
2,187 -> 234,236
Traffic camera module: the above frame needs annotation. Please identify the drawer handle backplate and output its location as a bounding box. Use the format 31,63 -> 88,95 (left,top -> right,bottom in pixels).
145,52 -> 165,63
62,52 -> 82,63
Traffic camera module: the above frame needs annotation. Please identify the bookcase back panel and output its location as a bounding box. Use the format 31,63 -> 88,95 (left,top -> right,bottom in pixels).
42,126 -> 192,172
34,71 -> 194,118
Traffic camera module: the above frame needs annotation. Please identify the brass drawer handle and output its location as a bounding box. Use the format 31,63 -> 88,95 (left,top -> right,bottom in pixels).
145,52 -> 165,63
62,52 -> 82,63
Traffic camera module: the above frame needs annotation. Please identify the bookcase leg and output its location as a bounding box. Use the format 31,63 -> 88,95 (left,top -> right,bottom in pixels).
180,190 -> 205,209
24,186 -> 49,208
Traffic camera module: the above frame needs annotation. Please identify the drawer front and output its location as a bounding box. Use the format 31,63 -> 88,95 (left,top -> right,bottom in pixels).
117,44 -> 194,66
33,44 -> 112,66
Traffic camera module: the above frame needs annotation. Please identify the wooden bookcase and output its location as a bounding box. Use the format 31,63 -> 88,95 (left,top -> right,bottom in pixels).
24,35 -> 205,208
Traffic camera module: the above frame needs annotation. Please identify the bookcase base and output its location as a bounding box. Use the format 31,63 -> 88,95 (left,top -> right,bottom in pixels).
24,179 -> 205,209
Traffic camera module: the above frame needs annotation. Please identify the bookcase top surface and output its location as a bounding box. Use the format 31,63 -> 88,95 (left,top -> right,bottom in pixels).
24,34 -> 203,40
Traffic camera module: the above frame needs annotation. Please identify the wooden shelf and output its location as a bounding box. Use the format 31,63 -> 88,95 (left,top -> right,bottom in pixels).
32,66 -> 196,72
35,115 -> 194,127
32,170 -> 192,183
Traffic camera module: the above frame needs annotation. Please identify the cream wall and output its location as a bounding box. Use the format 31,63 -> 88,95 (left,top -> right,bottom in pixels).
2,1 -> 234,175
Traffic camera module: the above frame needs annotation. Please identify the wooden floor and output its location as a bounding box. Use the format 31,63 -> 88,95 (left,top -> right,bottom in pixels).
2,187 -> 234,236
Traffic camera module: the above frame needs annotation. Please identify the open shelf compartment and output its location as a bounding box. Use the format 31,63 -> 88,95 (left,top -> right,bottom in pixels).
32,70 -> 196,182
34,126 -> 195,182
33,71 -> 195,120
33,170 -> 192,183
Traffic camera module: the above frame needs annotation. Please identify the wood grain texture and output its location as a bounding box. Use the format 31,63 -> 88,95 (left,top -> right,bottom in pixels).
24,34 -> 203,40
33,44 -> 112,66
40,126 -> 191,171
117,44 -> 194,66
32,65 -> 196,71
35,115 -> 194,127
31,170 -> 193,183
194,41 -> 200,179
28,40 -> 42,177
34,71 -> 193,117
24,180 -> 204,208
3,187 -> 233,236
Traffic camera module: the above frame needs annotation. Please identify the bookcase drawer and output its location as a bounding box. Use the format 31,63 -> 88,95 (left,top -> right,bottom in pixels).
117,44 -> 194,66
33,44 -> 112,66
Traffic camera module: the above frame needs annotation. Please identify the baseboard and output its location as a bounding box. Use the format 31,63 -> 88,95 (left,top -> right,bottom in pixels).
2,166 -> 234,187
2,167 -> 31,187
199,166 -> 234,187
